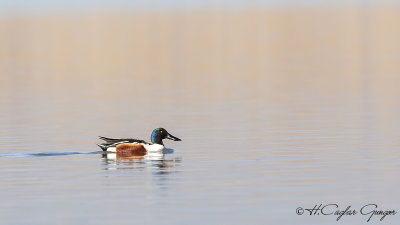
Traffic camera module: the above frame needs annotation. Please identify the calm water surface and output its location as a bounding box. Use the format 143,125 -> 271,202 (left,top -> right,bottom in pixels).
1,7 -> 400,225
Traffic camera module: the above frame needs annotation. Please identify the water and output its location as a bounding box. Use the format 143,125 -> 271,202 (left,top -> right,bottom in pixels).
1,6 -> 400,224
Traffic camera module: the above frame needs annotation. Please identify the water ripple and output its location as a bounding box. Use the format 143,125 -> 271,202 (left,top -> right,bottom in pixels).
0,151 -> 102,157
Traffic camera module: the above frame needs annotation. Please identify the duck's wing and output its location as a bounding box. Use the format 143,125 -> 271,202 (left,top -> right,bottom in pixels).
98,136 -> 150,145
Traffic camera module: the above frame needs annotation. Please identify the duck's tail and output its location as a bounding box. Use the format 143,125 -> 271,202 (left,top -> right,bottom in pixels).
97,144 -> 109,151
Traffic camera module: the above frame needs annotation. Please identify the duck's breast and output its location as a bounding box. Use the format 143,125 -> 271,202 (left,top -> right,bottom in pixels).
143,144 -> 165,152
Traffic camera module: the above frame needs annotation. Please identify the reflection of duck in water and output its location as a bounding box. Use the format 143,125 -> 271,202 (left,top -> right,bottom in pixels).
102,149 -> 166,161
97,128 -> 181,157
101,150 -> 182,172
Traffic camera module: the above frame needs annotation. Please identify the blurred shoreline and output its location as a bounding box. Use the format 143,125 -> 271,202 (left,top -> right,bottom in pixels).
1,6 -> 399,79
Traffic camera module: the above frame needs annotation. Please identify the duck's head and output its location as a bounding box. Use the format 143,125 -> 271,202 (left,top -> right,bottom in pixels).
150,128 -> 181,145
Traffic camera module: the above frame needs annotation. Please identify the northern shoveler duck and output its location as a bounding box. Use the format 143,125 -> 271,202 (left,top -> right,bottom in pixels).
97,128 -> 181,155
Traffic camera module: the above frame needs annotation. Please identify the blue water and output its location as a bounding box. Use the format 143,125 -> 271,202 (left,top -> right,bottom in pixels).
1,69 -> 399,224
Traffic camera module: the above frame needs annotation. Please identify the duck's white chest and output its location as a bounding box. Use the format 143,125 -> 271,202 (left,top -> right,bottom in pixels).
143,144 -> 165,152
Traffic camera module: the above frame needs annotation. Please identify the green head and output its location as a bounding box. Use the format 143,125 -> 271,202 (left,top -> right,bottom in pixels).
150,128 -> 181,145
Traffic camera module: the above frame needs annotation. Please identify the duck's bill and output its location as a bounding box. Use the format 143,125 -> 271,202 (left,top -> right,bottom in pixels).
166,133 -> 182,141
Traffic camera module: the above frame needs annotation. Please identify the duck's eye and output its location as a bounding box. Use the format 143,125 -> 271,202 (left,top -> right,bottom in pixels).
160,131 -> 163,133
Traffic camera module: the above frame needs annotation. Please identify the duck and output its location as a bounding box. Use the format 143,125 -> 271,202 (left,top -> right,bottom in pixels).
97,128 -> 181,155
